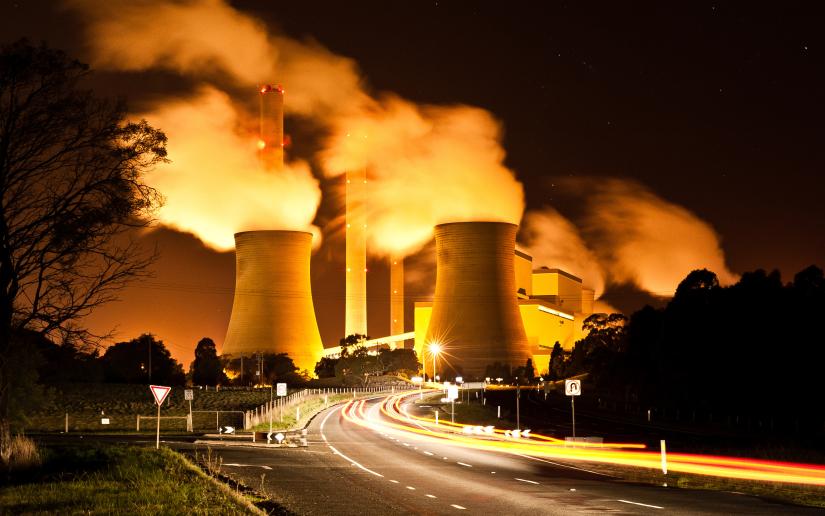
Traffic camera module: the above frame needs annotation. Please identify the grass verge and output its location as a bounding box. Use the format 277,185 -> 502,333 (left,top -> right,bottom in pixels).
0,441 -> 259,514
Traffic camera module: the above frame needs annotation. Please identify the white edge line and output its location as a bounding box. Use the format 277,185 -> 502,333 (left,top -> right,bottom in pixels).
515,477 -> 540,484
617,499 -> 664,509
514,453 -> 613,477
456,462 -> 472,467
321,406 -> 384,478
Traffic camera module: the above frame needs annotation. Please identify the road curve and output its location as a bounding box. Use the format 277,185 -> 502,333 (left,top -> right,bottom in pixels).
194,394 -> 820,515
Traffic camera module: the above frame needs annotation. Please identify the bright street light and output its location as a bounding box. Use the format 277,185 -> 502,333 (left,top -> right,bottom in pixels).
429,343 -> 442,382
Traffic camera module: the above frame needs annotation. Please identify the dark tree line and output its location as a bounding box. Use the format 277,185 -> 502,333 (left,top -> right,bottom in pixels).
571,266 -> 825,440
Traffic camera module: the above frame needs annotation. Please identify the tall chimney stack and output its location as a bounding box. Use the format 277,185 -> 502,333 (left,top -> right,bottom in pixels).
390,256 -> 404,335
258,84 -> 284,171
345,169 -> 368,337
425,222 -> 530,378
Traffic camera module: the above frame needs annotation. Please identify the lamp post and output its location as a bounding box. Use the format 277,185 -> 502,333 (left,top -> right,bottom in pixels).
429,343 -> 441,384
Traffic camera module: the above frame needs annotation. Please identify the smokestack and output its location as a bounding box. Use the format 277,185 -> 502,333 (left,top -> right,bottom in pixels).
425,222 -> 530,378
345,169 -> 368,337
390,256 -> 404,335
259,84 -> 284,171
223,231 -> 323,373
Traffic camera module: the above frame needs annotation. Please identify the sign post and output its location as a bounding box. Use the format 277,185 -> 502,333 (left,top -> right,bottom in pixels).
564,379 -> 581,439
447,384 -> 459,423
150,385 -> 171,449
276,383 -> 287,422
184,389 -> 194,432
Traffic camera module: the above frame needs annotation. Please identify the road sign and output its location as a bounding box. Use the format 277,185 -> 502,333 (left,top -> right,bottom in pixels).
447,385 -> 459,400
101,418 -> 110,425
220,426 -> 235,434
184,389 -> 194,401
150,385 -> 171,405
565,379 -> 581,396
276,383 -> 287,396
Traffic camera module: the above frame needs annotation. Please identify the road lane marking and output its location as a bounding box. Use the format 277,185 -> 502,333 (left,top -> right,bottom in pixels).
456,462 -> 472,467
618,500 -> 663,509
223,463 -> 273,470
403,443 -> 411,447
389,480 -> 399,483
406,486 -> 416,490
426,494 -> 437,498
514,453 -> 612,477
515,478 -> 540,484
423,451 -> 434,456
451,504 -> 467,510
321,407 -> 384,478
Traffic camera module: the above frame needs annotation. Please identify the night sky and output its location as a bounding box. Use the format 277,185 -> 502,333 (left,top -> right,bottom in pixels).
2,1 -> 823,366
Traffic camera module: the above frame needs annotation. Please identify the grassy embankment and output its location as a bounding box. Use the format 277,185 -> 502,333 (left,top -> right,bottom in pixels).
424,392 -> 825,509
24,383 -> 280,432
0,441 -> 262,514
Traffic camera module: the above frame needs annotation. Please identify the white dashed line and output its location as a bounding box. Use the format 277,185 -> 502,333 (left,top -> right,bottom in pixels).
389,480 -> 399,483
406,486 -> 416,490
456,462 -> 472,468
403,443 -> 411,447
617,500 -> 663,509
320,409 -> 383,478
451,504 -> 467,510
442,457 -> 448,460
490,471 -> 496,474
423,451 -> 434,456
515,478 -> 540,485
426,494 -> 437,499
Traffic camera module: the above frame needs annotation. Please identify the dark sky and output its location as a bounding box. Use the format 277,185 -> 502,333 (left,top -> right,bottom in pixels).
3,1 -> 823,365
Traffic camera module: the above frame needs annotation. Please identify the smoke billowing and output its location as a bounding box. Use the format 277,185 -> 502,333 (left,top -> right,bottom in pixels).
323,97 -> 524,257
142,87 -> 320,250
522,179 -> 737,299
66,0 -> 523,255
521,208 -> 605,297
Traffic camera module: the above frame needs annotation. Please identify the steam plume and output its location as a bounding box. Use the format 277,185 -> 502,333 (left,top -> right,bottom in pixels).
520,208 -> 605,297
578,179 -> 737,294
323,97 -> 525,257
141,87 -> 320,250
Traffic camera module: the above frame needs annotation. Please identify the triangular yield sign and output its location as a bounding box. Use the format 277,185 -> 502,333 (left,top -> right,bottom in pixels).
150,385 -> 171,405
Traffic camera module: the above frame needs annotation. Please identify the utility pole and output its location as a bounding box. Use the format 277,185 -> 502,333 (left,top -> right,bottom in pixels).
240,355 -> 244,386
147,338 -> 152,383
516,378 -> 521,430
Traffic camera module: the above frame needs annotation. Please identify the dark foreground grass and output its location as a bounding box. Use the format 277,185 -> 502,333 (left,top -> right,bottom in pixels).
0,442 -> 257,515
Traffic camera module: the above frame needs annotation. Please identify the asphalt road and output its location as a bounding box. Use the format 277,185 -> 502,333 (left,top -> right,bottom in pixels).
175,395 -> 821,515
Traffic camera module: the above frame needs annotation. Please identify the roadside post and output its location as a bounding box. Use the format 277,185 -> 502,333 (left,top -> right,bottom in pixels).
150,385 -> 171,449
516,378 -> 521,430
447,384 -> 459,423
276,383 -> 287,422
184,389 -> 194,432
660,439 -> 668,475
565,379 -> 581,439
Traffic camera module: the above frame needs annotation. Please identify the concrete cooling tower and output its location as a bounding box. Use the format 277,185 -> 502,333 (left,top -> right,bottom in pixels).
425,222 -> 531,378
223,230 -> 323,373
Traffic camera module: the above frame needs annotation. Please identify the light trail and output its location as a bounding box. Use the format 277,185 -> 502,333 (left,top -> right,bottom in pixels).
340,391 -> 825,486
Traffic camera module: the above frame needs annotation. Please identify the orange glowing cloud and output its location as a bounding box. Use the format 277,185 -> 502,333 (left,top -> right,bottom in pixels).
140,87 -> 321,250
520,208 -> 606,297
577,178 -> 738,295
322,96 -> 525,257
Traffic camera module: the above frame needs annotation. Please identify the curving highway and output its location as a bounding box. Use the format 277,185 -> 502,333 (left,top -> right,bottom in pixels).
197,392 -> 822,515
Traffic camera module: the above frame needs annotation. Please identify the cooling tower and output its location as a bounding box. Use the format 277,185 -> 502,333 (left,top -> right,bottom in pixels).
425,222 -> 530,378
345,168 -> 367,336
259,84 -> 284,171
223,231 -> 323,373
390,256 -> 404,335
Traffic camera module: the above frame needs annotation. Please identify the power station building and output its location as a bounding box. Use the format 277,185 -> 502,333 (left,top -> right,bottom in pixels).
413,222 -> 595,378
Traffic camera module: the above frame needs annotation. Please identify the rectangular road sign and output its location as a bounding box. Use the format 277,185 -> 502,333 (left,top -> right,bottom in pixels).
150,385 -> 171,405
565,379 -> 581,396
184,389 -> 194,401
447,385 -> 459,400
276,383 -> 287,397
